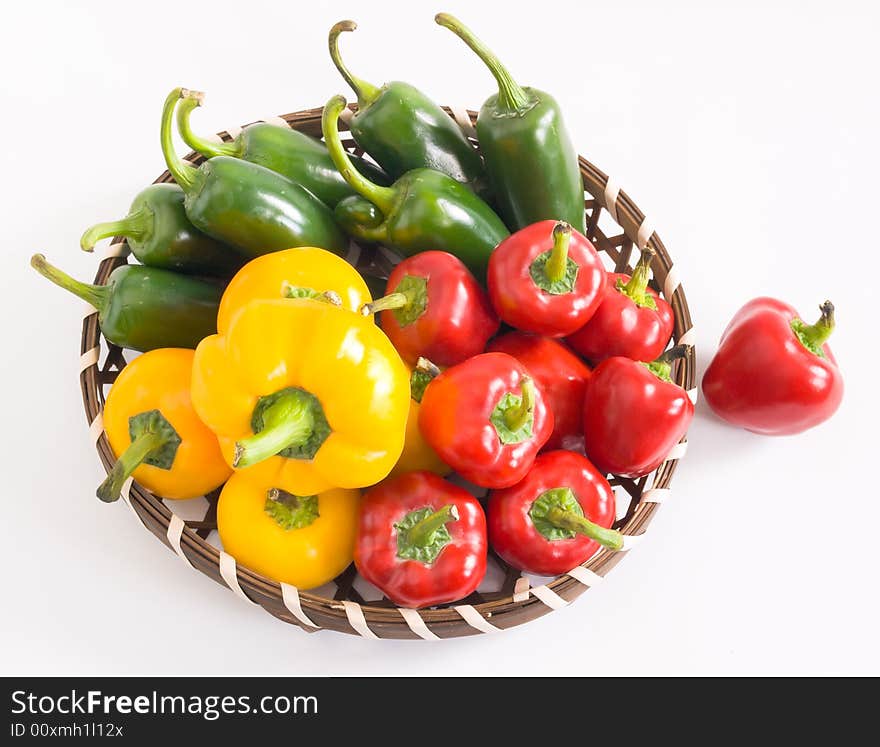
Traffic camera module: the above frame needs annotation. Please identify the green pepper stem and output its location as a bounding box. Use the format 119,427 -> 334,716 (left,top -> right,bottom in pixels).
233,391 -> 316,468
321,95 -> 396,215
176,92 -> 241,159
96,431 -> 167,503
360,292 -> 408,315
435,13 -> 532,112
619,246 -> 656,304
80,208 -> 150,252
545,222 -> 572,284
644,344 -> 692,382
504,377 -> 535,432
544,506 -> 624,551
160,88 -> 199,191
404,504 -> 459,547
328,20 -> 382,108
30,254 -> 108,311
797,301 -> 835,349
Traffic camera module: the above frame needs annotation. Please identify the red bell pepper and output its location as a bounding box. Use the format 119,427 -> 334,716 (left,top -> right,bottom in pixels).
583,346 -> 694,478
488,450 -> 623,576
363,251 -> 499,366
355,471 -> 487,608
567,246 -> 673,363
702,298 -> 843,435
487,331 -> 591,451
419,352 -> 554,488
487,220 -> 606,337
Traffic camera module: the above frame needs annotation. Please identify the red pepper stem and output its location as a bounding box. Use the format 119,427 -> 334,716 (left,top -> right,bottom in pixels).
435,13 -> 532,112
405,504 -> 459,548
504,377 -> 535,433
798,301 -> 835,349
322,95 -> 396,215
30,254 -> 109,312
544,507 -> 624,551
80,208 -> 149,252
620,246 -> 656,304
176,92 -> 241,159
160,88 -> 200,192
96,431 -> 167,503
360,292 -> 408,315
545,222 -> 572,284
644,344 -> 692,382
328,21 -> 382,109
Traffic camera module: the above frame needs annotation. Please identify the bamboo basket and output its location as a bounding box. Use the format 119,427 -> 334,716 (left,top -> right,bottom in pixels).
79,105 -> 696,639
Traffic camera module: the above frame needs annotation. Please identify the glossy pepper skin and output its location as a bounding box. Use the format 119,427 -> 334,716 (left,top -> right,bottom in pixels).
161,89 -> 346,259
216,247 -> 372,333
79,183 -> 243,278
419,352 -> 553,488
355,471 -> 487,608
329,20 -> 488,196
702,299 -> 843,435
387,360 -> 451,480
488,451 -> 622,576
436,14 -> 585,234
583,346 -> 694,478
568,246 -> 673,363
487,221 -> 606,337
323,95 -> 509,279
98,349 -> 231,502
362,251 -> 499,366
191,298 -> 409,495
176,92 -> 388,208
218,472 -> 359,590
31,254 -> 220,352
487,332 -> 591,452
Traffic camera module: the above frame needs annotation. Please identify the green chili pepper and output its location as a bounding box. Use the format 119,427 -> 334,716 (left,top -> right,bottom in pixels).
30,254 -> 221,352
161,88 -> 346,258
80,183 -> 244,277
329,20 -> 489,198
175,92 -> 389,208
323,95 -> 508,279
435,14 -> 585,234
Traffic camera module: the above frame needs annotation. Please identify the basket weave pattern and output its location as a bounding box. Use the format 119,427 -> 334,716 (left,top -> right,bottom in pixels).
78,106 -> 695,639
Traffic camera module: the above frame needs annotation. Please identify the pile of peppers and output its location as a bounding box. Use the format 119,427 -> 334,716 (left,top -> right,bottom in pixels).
32,12 -> 842,612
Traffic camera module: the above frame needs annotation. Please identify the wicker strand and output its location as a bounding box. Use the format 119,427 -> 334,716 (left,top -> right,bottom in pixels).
530,584 -> 569,610
454,605 -> 501,634
79,347 -> 100,373
398,608 -> 441,640
280,583 -> 319,628
101,242 -> 130,260
88,413 -> 104,445
603,177 -> 621,223
219,552 -> 257,605
166,514 -> 195,570
341,600 -> 378,639
566,565 -> 604,587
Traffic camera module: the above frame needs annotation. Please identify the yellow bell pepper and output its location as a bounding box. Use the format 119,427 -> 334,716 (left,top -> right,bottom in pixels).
387,360 -> 451,479
191,297 -> 409,494
216,246 -> 372,333
217,471 -> 359,590
99,348 -> 231,502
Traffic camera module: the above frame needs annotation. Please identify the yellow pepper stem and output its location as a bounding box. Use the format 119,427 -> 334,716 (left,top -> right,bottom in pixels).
96,431 -> 166,503
234,390 -> 318,468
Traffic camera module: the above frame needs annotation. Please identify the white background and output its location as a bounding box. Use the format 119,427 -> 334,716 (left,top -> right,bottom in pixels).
2,0 -> 878,675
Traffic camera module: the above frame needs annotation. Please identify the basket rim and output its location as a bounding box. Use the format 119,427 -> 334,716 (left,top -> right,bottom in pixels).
79,105 -> 695,639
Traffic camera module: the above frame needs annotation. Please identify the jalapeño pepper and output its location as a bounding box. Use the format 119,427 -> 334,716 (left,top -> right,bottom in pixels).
328,20 -> 489,197
175,91 -> 389,208
161,89 -> 346,258
436,14 -> 586,233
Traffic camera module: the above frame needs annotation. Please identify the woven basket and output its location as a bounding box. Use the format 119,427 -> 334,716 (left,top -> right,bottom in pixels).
79,105 -> 695,639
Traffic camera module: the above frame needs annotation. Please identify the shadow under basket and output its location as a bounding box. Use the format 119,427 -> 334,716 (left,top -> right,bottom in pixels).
79,106 -> 696,640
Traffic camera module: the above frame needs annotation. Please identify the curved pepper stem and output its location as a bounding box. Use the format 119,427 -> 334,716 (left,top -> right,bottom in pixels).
328,20 -> 383,109
792,301 -> 835,356
435,13 -> 532,112
321,95 -> 396,216
410,357 -> 441,403
80,208 -> 150,252
30,254 -> 108,312
544,506 -> 624,551
176,91 -> 241,159
617,246 -> 657,309
504,377 -> 535,433
160,88 -> 200,192
361,292 -> 407,315
233,391 -> 317,468
96,431 -> 166,503
408,504 -> 459,546
644,344 -> 692,382
545,222 -> 572,284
